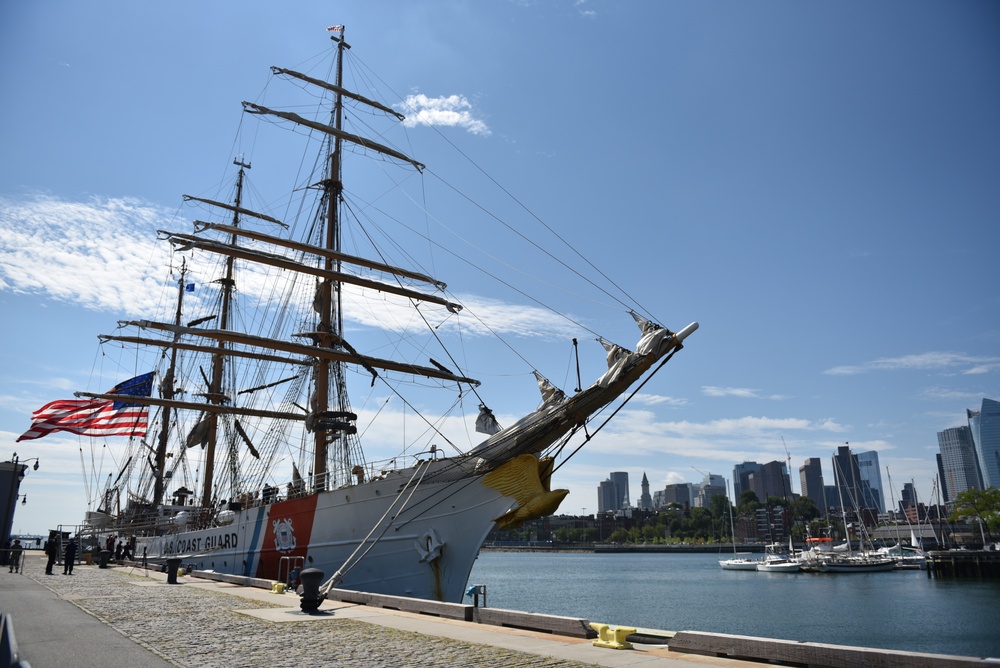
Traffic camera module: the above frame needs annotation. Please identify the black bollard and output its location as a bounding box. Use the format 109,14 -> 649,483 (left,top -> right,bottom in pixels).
298,567 -> 325,613
98,550 -> 111,569
166,557 -> 182,584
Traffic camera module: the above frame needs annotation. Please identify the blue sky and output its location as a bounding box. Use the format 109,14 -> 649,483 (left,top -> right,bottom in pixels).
1,1 -> 998,536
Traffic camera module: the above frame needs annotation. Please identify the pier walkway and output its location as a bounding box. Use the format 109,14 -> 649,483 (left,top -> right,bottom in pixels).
1,553 -> 992,668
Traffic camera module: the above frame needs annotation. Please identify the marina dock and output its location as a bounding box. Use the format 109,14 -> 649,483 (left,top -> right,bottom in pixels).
927,550 -> 1000,579
2,553 -> 994,668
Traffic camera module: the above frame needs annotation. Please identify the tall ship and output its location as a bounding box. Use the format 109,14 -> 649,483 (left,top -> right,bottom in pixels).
19,29 -> 697,602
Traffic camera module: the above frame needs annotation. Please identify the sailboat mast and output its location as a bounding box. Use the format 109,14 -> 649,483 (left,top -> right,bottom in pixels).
201,160 -> 248,507
833,454 -> 852,556
153,259 -> 187,508
312,30 -> 349,491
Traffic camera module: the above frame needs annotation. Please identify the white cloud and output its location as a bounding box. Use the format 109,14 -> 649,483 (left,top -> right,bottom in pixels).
0,193 -> 578,341
824,352 -> 1000,376
918,387 -> 986,402
702,386 -> 788,400
632,393 -> 689,407
399,94 -> 491,136
0,194 -> 174,313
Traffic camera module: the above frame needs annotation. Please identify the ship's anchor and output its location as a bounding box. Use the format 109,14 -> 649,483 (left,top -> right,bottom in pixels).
415,528 -> 444,563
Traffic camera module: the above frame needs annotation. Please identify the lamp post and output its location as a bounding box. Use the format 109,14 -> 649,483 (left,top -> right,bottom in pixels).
2,452 -> 40,554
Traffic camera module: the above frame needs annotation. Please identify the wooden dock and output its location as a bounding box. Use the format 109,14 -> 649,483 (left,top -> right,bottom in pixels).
926,549 -> 1000,578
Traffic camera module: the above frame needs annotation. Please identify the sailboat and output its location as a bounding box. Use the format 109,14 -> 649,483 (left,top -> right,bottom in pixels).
810,455 -> 894,573
27,30 -> 697,603
719,485 -> 759,571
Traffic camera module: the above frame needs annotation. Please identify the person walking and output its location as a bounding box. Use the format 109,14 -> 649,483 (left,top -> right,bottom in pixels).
63,537 -> 78,575
44,535 -> 58,575
8,539 -> 23,573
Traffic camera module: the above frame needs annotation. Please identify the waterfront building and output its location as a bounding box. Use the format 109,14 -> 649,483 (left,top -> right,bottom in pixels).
732,461 -> 761,499
968,397 -> 1000,489
799,458 -> 827,517
748,460 -> 790,502
609,471 -> 630,509
856,450 -> 885,513
937,426 -> 983,502
754,506 -> 787,543
638,472 -> 653,511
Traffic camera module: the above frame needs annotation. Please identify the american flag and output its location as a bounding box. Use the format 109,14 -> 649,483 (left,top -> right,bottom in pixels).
16,372 -> 154,442
327,25 -> 343,33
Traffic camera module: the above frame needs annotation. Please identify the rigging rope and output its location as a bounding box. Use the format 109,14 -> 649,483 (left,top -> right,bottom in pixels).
319,458 -> 432,595
551,348 -> 680,476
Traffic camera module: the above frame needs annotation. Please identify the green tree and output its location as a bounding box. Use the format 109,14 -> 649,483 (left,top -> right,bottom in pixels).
607,528 -> 630,544
948,487 -> 1000,540
708,493 -> 731,521
791,496 -> 819,522
764,495 -> 787,510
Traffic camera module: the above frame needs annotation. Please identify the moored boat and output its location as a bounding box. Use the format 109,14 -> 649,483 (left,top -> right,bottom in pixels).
756,542 -> 801,573
720,556 -> 761,571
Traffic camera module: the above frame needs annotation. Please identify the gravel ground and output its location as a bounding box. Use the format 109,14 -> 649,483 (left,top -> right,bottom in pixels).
25,558 -> 597,668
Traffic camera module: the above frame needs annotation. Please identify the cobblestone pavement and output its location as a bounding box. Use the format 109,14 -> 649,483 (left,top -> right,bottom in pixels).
25,559 -> 598,668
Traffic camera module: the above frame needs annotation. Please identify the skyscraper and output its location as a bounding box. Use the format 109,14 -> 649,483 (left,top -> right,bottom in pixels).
832,445 -> 863,511
661,483 -> 691,508
900,481 -> 917,511
597,478 -> 617,513
609,471 -> 630,509
733,461 -> 761,499
695,473 -> 726,508
748,460 -> 790,502
937,426 -> 983,502
856,450 -> 885,513
799,458 -> 827,516
968,398 -> 1000,489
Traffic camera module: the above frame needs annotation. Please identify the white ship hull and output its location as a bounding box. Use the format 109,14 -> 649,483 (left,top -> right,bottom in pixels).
139,463 -> 515,602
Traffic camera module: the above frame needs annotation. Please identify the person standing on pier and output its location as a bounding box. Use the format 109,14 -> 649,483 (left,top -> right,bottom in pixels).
44,535 -> 58,575
63,537 -> 77,575
8,540 -> 23,573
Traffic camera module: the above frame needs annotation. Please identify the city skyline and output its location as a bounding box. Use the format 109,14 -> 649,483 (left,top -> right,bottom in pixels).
595,422 -> 999,516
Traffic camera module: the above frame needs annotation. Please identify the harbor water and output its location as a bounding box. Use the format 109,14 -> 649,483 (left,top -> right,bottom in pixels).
469,550 -> 1000,658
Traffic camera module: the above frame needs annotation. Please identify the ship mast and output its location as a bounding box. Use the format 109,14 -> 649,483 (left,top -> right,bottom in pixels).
152,259 -> 187,508
311,30 -> 351,492
201,159 -> 249,507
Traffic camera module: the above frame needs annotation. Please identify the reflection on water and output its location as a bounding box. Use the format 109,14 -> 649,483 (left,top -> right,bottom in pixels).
469,551 -> 1000,658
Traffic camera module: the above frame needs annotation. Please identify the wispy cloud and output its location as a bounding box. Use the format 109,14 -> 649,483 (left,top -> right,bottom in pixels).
575,0 -> 597,18
824,352 -> 1000,376
702,386 -> 789,400
918,387 -> 987,402
632,393 -> 689,407
0,193 -> 577,340
399,94 -> 491,136
0,194 -> 175,314
575,410 -> 848,463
